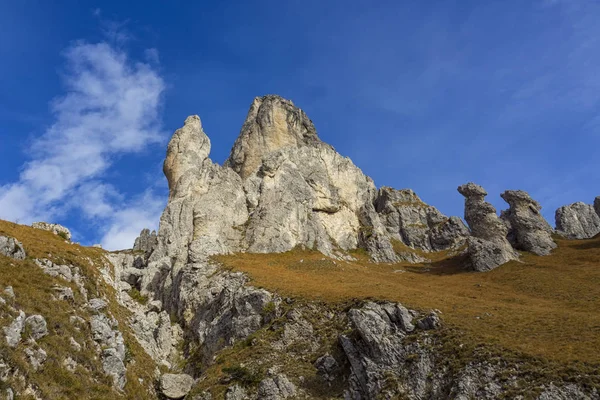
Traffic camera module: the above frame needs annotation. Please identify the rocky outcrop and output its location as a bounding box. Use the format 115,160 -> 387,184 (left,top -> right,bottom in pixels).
31,222 -> 71,240
458,183 -> 518,271
500,190 -> 556,255
160,373 -> 194,399
225,95 -> 321,179
133,228 -> 158,254
0,236 -> 26,260
555,200 -> 600,239
375,187 -> 469,252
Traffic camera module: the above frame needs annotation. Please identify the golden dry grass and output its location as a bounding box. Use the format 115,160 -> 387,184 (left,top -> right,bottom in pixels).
214,236 -> 600,366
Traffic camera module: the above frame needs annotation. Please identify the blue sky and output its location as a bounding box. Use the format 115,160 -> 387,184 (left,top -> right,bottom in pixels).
1,0 -> 599,249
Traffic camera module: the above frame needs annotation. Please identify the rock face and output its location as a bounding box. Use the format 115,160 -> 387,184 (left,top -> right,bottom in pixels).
224,95 -> 321,179
31,222 -> 71,240
555,200 -> 600,239
133,228 -> 158,254
500,190 -> 556,255
375,187 -> 469,252
458,183 -> 518,271
0,236 -> 26,260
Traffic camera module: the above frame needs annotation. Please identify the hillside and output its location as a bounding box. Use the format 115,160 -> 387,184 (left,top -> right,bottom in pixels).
2,95 -> 600,400
216,235 -> 600,365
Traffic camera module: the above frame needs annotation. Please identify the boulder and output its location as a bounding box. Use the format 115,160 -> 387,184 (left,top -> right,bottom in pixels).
24,315 -> 48,340
225,384 -> 248,400
159,373 -> 194,399
0,236 -> 26,260
31,222 -> 71,241
4,311 -> 25,347
24,347 -> 47,370
257,374 -> 297,400
555,201 -> 600,239
500,190 -> 556,255
102,348 -> 126,390
457,183 -> 518,271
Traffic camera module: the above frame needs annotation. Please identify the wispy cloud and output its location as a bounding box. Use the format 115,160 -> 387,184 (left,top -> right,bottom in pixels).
0,37 -> 166,249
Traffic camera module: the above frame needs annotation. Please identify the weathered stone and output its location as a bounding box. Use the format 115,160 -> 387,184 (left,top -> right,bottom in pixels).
133,228 -> 158,254
52,285 -> 74,302
34,259 -> 73,281
225,384 -> 248,400
315,354 -> 339,382
24,347 -> 47,370
257,374 -> 297,400
3,286 -> 15,299
555,201 -> 600,239
4,311 -> 25,347
31,222 -> 71,241
159,373 -> 194,399
0,236 -> 26,260
102,348 -> 126,390
88,298 -> 108,312
500,190 -> 556,255
225,95 -> 320,179
458,183 -> 518,272
416,311 -> 441,330
24,315 -> 48,340
375,187 -> 468,252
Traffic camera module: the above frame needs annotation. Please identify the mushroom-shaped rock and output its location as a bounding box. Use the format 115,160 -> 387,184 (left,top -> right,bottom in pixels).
555,201 -> 600,239
500,190 -> 556,255
0,236 -> 26,260
160,373 -> 194,399
458,183 -> 518,272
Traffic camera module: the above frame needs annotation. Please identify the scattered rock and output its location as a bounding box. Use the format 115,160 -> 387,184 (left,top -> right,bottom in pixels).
102,348 -> 126,390
257,374 -> 297,400
555,200 -> 600,239
225,384 -> 248,400
24,315 -> 48,340
31,222 -> 72,241
88,298 -> 108,312
24,347 -> 47,370
69,337 -> 82,351
62,356 -> 77,372
34,259 -> 73,281
458,183 -> 518,271
416,312 -> 441,330
52,285 -> 74,301
159,373 -> 194,399
3,286 -> 15,299
315,354 -> 339,382
500,190 -> 556,255
0,236 -> 26,260
4,311 -> 25,347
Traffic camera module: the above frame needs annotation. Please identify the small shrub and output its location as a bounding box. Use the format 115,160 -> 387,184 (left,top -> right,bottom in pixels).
57,231 -> 69,240
128,289 -> 148,305
222,365 -> 263,387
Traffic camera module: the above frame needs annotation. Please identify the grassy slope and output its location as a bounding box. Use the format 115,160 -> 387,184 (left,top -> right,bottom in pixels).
0,220 -> 156,399
214,235 -> 600,367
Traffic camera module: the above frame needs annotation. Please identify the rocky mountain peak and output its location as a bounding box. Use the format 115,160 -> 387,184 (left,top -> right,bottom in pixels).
225,94 -> 321,179
162,114 -> 210,197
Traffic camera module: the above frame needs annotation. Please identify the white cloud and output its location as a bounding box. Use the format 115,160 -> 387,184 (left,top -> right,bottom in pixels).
0,39 -> 166,249
99,190 -> 164,251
